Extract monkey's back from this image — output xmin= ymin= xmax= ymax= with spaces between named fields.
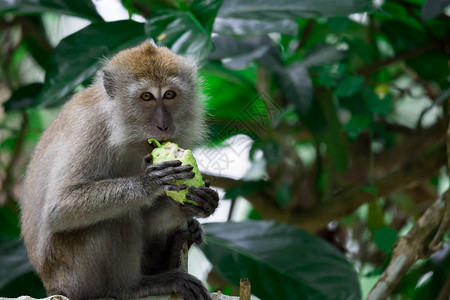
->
xmin=19 ymin=85 xmax=123 ymax=282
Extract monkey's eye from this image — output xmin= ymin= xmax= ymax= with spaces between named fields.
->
xmin=163 ymin=90 xmax=176 ymax=99
xmin=141 ymin=92 xmax=155 ymax=101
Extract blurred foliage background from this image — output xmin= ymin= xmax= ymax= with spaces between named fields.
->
xmin=0 ymin=0 xmax=449 ymax=299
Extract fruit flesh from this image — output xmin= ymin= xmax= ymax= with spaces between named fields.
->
xmin=149 ymin=139 xmax=204 ymax=205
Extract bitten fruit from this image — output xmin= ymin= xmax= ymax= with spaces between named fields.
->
xmin=148 ymin=139 xmax=204 ymax=205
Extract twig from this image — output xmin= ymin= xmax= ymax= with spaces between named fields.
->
xmin=297 ymin=19 xmax=315 ymax=50
xmin=357 ymin=42 xmax=439 ymax=76
xmin=366 ymin=194 xmax=448 ymax=300
xmin=239 ymin=279 xmax=251 ymax=300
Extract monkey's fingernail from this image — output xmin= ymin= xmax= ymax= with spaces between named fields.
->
xmin=179 ymin=184 xmax=188 ymax=190
xmin=204 ymin=179 xmax=211 ymax=187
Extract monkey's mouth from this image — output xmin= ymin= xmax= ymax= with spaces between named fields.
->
xmin=147 ymin=138 xmax=169 ymax=153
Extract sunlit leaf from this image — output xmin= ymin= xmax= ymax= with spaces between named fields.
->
xmin=145 ymin=8 xmax=215 ymax=62
xmin=202 ymin=221 xmax=361 ymax=300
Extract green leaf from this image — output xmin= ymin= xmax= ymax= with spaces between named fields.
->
xmin=209 ymin=35 xmax=281 ymax=69
xmin=343 ymin=114 xmax=372 ymax=139
xmin=202 ymin=221 xmax=361 ymax=300
xmin=217 ymin=0 xmax=373 ymax=20
xmin=213 ymin=17 xmax=298 ymax=36
xmin=145 ymin=10 xmax=214 ymax=62
xmin=406 ymin=51 xmax=449 ymax=83
xmin=421 ymin=0 xmax=450 ymax=20
xmin=190 ymin=0 xmax=223 ymax=35
xmin=335 ymin=75 xmax=364 ymax=98
xmin=374 ymin=227 xmax=398 ymax=253
xmin=381 ymin=20 xmax=427 ymax=54
xmin=0 ymin=237 xmax=34 ymax=289
xmin=276 ymin=183 xmax=292 ymax=206
xmin=36 ymin=20 xmax=146 ymax=108
xmin=4 ymin=83 xmax=44 ymax=112
xmin=301 ymin=44 xmax=347 ymax=68
xmin=0 ymin=0 xmax=102 ymax=21
xmin=224 ymin=180 xmax=270 ymax=199
xmin=367 ymin=92 xmax=392 ymax=116
xmin=368 ymin=201 xmax=386 ymax=237
xmin=326 ymin=16 xmax=351 ymax=32
xmin=318 ymin=94 xmax=348 ymax=172
xmin=276 ymin=63 xmax=313 ymax=116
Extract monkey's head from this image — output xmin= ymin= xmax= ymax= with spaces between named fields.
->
xmin=101 ymin=41 xmax=206 ymax=150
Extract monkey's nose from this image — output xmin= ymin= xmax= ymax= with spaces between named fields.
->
xmin=157 ymin=125 xmax=169 ymax=132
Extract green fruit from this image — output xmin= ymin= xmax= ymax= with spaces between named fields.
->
xmin=148 ymin=139 xmax=204 ymax=205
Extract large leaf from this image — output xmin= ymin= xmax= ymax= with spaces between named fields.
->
xmin=213 ymin=17 xmax=298 ymax=36
xmin=209 ymin=35 xmax=282 ymax=69
xmin=276 ymin=63 xmax=313 ymax=117
xmin=217 ymin=0 xmax=373 ymax=20
xmin=145 ymin=0 xmax=221 ymax=63
xmin=145 ymin=10 xmax=212 ymax=62
xmin=421 ymin=0 xmax=450 ymax=20
xmin=36 ymin=20 xmax=146 ymax=108
xmin=190 ymin=0 xmax=223 ymax=35
xmin=202 ymin=221 xmax=361 ymax=300
xmin=0 ymin=0 xmax=102 ymax=21
xmin=0 ymin=237 xmax=34 ymax=289
xmin=3 ymin=83 xmax=44 ymax=112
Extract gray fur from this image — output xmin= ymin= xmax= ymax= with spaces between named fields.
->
xmin=20 ymin=43 xmax=217 ymax=300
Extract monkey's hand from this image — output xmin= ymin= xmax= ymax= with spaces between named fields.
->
xmin=178 ymin=186 xmax=219 ymax=218
xmin=181 ymin=219 xmax=203 ymax=247
xmin=142 ymin=160 xmax=195 ymax=192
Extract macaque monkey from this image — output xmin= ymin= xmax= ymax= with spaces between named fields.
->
xmin=20 ymin=41 xmax=219 ymax=300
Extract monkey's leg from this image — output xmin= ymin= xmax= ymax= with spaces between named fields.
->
xmin=119 ymin=269 xmax=211 ymax=300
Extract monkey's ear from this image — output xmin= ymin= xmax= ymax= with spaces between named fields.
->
xmin=103 ymin=69 xmax=115 ymax=98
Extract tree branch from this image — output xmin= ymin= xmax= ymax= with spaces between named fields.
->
xmin=290 ymin=144 xmax=446 ymax=232
xmin=365 ymin=193 xmax=448 ymax=300
xmin=357 ymin=42 xmax=439 ymax=76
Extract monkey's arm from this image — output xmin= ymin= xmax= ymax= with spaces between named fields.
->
xmin=45 ymin=161 xmax=194 ymax=232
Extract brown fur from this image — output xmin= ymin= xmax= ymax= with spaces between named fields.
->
xmin=20 ymin=41 xmax=214 ymax=300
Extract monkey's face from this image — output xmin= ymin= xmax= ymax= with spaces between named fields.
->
xmin=109 ymin=71 xmax=199 ymax=148
xmin=103 ymin=42 xmax=203 ymax=149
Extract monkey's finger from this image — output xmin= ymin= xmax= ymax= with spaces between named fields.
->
xmin=204 ymin=179 xmax=211 ymax=187
xmin=160 ymin=172 xmax=195 ymax=182
xmin=150 ymin=165 xmax=193 ymax=178
xmin=185 ymin=194 xmax=215 ymax=216
xmin=189 ymin=186 xmax=219 ymax=205
xmin=146 ymin=160 xmax=182 ymax=171
xmin=163 ymin=184 xmax=188 ymax=191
